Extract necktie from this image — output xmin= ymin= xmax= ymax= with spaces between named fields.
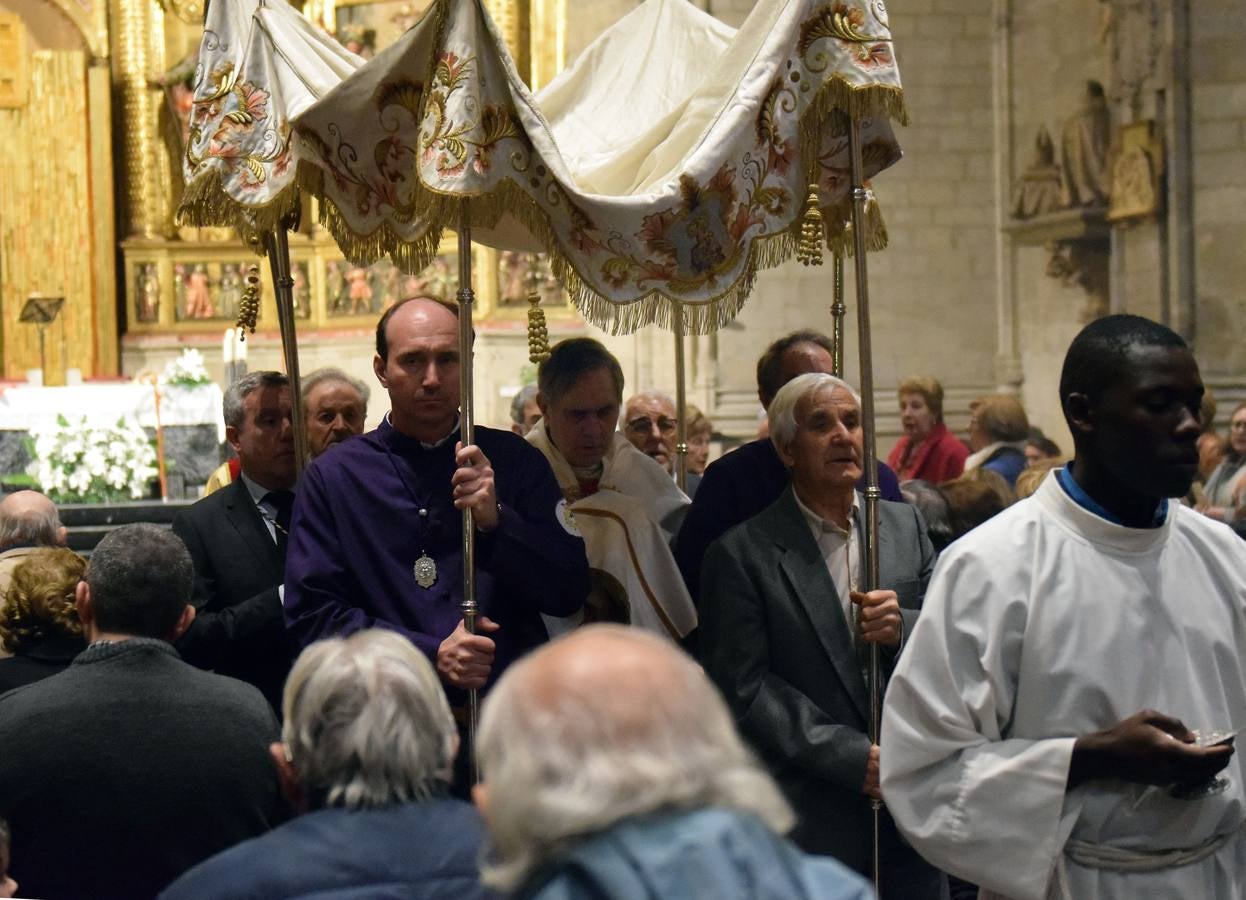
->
xmin=265 ymin=490 xmax=295 ymax=555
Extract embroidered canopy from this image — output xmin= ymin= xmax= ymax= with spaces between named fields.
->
xmin=177 ymin=0 xmax=363 ymax=240
xmin=180 ymin=0 xmax=906 ymax=334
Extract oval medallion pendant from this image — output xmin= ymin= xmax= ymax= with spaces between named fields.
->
xmin=413 ymin=554 xmax=438 ymax=589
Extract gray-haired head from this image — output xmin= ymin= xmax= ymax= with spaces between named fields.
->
xmin=476 ymin=624 xmax=793 ymax=892
xmin=768 ymin=372 xmax=861 ymax=457
xmin=0 ymin=490 xmax=64 ymax=551
xmin=622 ymin=389 xmax=676 ymax=423
xmin=510 ymin=384 xmax=539 ymax=427
xmin=282 ymin=629 xmax=458 ymax=811
xmin=85 ymin=523 xmax=193 ymax=639
xmin=222 ymin=370 xmax=290 ymax=431
xmin=301 ymin=367 xmax=370 ymax=409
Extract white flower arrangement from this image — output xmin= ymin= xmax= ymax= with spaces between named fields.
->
xmin=26 ymin=416 xmax=158 ymax=503
xmin=160 ymin=348 xmax=211 ymax=387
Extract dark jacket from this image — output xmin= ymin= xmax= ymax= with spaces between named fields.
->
xmin=172 ymin=477 xmax=292 ymax=710
xmin=0 ymin=632 xmax=84 ymax=694
xmin=518 ymin=807 xmax=873 ymax=900
xmin=160 ymin=797 xmax=499 ymax=900
xmin=0 ymin=639 xmax=284 ymax=899
xmin=697 ymin=489 xmax=941 ymax=898
xmin=284 ymin=420 xmax=588 ymax=688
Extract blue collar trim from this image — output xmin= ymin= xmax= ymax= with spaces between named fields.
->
xmin=1055 ymin=467 xmax=1167 ymax=528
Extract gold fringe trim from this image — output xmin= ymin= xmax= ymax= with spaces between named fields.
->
xmin=305 ymin=160 xmax=888 ymax=335
xmin=799 ymin=79 xmax=907 ymax=193
xmin=176 ymin=170 xmax=303 ymax=246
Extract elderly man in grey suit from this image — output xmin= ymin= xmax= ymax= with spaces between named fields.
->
xmin=698 ymin=372 xmax=943 ymax=899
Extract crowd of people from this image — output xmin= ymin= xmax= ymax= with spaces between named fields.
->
xmin=0 ymin=301 xmax=1243 ymax=900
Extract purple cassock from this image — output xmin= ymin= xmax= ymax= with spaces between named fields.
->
xmin=284 ymin=417 xmax=589 ymax=690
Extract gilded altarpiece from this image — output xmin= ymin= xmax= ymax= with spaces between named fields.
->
xmin=0 ymin=49 xmax=97 ymax=383
xmin=119 ymin=0 xmax=572 ymax=346
xmin=0 ymin=0 xmax=115 ymax=381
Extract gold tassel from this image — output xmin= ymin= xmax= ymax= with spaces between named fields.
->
xmin=527 ymin=291 xmax=551 ymax=363
xmin=797 ymin=185 xmax=825 ymax=266
xmin=236 ymin=263 xmax=262 ymax=337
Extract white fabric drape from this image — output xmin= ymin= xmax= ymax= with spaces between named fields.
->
xmin=526 ymin=421 xmax=696 ymax=639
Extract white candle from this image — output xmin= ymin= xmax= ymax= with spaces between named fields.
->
xmin=236 ymin=331 xmax=248 ymax=361
xmin=223 ymin=328 xmax=234 ymax=364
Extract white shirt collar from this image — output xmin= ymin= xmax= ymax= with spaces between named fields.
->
xmin=239 ymin=472 xmax=273 ymax=505
xmin=792 ymin=488 xmax=861 ymax=539
xmin=386 ymin=411 xmax=461 ymax=449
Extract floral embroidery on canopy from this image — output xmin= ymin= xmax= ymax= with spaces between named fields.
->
xmin=176 ymin=0 xmax=364 ymax=238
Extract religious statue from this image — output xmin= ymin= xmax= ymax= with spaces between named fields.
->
xmin=217 ymin=263 xmax=243 ymax=320
xmin=1108 ymin=120 xmax=1163 ymax=222
xmin=1059 ymin=81 xmax=1112 ymax=208
xmin=182 ymin=264 xmax=215 ymax=319
xmin=345 ymin=266 xmax=373 ymax=314
xmin=293 ymin=263 xmax=312 ymax=318
xmin=326 ymin=262 xmax=348 ymax=314
xmin=1010 ymin=126 xmax=1063 ymax=219
xmin=137 ymin=264 xmax=160 ymax=322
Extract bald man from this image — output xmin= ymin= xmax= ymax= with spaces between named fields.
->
xmin=0 ymin=490 xmax=66 ymax=609
xmin=473 ymin=625 xmax=873 ymax=899
xmin=284 ymin=298 xmax=588 ymax=711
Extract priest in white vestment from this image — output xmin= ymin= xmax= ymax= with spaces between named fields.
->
xmin=526 ymin=338 xmax=696 ymax=640
xmin=882 ymin=314 xmax=1246 ymax=900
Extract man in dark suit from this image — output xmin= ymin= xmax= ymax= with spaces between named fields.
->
xmin=698 ymin=372 xmax=942 ymax=898
xmin=173 ymin=370 xmax=295 ymax=710
xmin=0 ymin=523 xmax=283 ymax=900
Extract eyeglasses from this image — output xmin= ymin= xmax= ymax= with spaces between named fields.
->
xmin=625 ymin=416 xmax=677 ymax=435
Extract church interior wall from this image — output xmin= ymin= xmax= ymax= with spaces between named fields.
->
xmin=103 ymin=0 xmax=1246 ymax=457
xmin=1189 ymin=1 xmax=1246 ymax=384
xmin=1004 ymin=0 xmax=1108 ymax=449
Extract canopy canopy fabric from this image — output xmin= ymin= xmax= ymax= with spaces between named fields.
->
xmin=179 ymin=0 xmax=906 ymax=334
xmin=177 ymin=0 xmax=363 ymax=239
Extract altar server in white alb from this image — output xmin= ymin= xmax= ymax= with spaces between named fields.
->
xmin=881 ymin=314 xmax=1246 ymax=900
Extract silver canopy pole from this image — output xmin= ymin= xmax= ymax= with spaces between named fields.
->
xmin=673 ymin=301 xmax=688 ymax=492
xmin=455 ymin=202 xmax=479 ymax=783
xmin=263 ymin=227 xmax=308 ymax=477
xmin=847 ymin=116 xmax=883 ymax=897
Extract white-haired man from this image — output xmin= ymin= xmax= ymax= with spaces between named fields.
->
xmin=622 ymin=389 xmax=701 ymax=496
xmin=697 ymin=372 xmax=943 ymax=898
xmin=161 ymin=629 xmax=498 ymax=899
xmin=0 ymin=490 xmax=66 ymax=601
xmin=302 ymin=367 xmax=370 ymax=458
xmin=474 ymin=624 xmax=873 ymax=899
xmin=509 ymin=384 xmax=541 ymax=437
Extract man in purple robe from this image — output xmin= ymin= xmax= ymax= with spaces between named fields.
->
xmin=284 ymin=297 xmax=588 ymax=699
